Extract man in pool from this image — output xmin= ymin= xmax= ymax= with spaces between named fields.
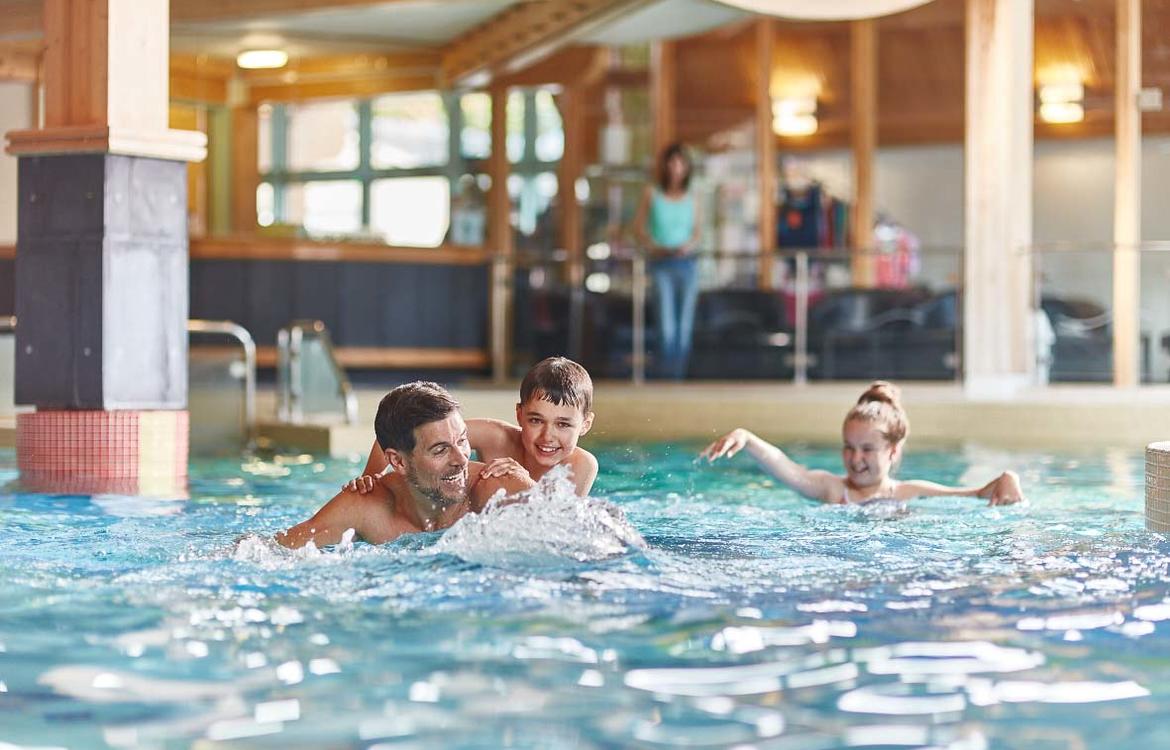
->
xmin=276 ymin=381 xmax=534 ymax=549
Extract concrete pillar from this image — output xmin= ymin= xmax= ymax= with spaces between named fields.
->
xmin=4 ymin=0 xmax=206 ymax=494
xmin=963 ymin=0 xmax=1034 ymax=396
xmin=1113 ymin=0 xmax=1141 ymax=387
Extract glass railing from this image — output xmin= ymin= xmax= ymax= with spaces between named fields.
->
xmin=276 ymin=320 xmax=359 ymax=425
xmin=1030 ymin=242 xmax=1170 ymax=384
xmin=507 ymin=245 xmax=963 ymax=384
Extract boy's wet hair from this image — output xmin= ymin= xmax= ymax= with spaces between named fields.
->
xmin=520 ymin=357 xmax=593 ymax=415
xmin=375 ymin=381 xmax=460 ymax=453
xmin=845 ymin=380 xmax=909 ymax=445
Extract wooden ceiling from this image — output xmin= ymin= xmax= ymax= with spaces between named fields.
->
xmin=675 ymin=0 xmax=1170 ymax=149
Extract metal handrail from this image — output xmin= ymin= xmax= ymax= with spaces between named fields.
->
xmin=0 ymin=316 xmax=14 ymax=333
xmin=187 ymin=319 xmax=257 ymax=433
xmin=276 ymin=319 xmax=358 ymax=425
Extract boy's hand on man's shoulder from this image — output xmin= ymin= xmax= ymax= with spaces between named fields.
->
xmin=481 ymin=457 xmax=533 ymax=485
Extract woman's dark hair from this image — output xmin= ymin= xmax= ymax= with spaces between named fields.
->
xmin=657 ymin=142 xmax=692 ymax=192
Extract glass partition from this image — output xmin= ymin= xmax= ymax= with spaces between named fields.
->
xmin=1142 ymin=246 xmax=1170 ymax=384
xmin=1032 ymin=244 xmax=1115 ymax=383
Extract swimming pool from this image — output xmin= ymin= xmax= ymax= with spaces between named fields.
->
xmin=0 ymin=442 xmax=1167 ymax=749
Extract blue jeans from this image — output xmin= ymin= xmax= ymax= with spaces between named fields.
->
xmin=650 ymin=255 xmax=699 ymax=379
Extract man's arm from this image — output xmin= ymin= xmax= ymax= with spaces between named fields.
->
xmin=275 ymin=492 xmax=368 ymax=549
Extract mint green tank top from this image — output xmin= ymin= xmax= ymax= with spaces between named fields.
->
xmin=649 ymin=190 xmax=695 ymax=249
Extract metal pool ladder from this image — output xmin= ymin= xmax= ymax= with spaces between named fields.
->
xmin=276 ymin=320 xmax=358 ymax=425
xmin=188 ymin=319 xmax=257 ymax=452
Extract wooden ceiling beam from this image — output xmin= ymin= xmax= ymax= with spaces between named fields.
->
xmin=238 ymin=50 xmax=440 ymax=84
xmin=440 ymin=0 xmax=655 ymax=87
xmin=0 ymin=46 xmax=39 ymax=81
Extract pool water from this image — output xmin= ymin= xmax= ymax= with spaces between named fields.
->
xmin=1 ymin=442 xmax=1168 ymax=749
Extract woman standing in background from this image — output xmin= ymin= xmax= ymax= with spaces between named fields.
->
xmin=634 ymin=143 xmax=703 ymax=379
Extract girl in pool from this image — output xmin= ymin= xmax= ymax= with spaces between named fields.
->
xmin=701 ymin=381 xmax=1024 ymax=505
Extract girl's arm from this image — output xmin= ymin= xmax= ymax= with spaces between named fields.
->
xmin=896 ymin=471 xmax=1024 ymax=506
xmin=701 ymin=428 xmax=839 ymax=503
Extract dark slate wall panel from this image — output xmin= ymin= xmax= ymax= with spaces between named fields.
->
xmin=245 ymin=260 xmax=297 ymax=346
xmin=190 ymin=258 xmax=489 ymax=354
xmin=337 ymin=263 xmax=384 ymax=346
xmin=0 ymin=259 xmax=14 ymax=316
xmin=190 ymin=260 xmax=248 ymax=323
xmin=293 ymin=262 xmax=340 ymax=336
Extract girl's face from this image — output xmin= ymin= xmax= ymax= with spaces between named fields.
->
xmin=841 ymin=419 xmax=900 ymax=488
xmin=666 ymin=154 xmax=688 ymax=187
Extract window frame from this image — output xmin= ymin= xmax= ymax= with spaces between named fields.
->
xmin=259 ymin=88 xmax=562 ymax=246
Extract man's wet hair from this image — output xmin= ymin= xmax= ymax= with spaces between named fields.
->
xmin=375 ymin=381 xmax=460 ymax=452
xmin=519 ymin=357 xmax=593 ymax=414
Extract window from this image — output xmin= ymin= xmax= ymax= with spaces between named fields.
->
xmin=257 ymin=182 xmax=275 ymax=227
xmin=370 ymin=177 xmax=451 ymax=247
xmin=371 ymin=91 xmax=448 ymax=169
xmin=255 ymin=86 xmax=564 ymax=249
xmin=284 ymin=181 xmax=363 ymax=235
xmin=460 ymin=92 xmax=491 ymax=160
xmin=533 ymin=89 xmax=564 ymax=162
xmin=258 ymin=104 xmax=273 ymax=173
xmin=286 ymin=100 xmax=359 ymax=172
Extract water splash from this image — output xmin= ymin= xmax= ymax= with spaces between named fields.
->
xmin=430 ymin=465 xmax=646 ymax=565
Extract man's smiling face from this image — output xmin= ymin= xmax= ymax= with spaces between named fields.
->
xmin=401 ymin=412 xmax=472 ymax=506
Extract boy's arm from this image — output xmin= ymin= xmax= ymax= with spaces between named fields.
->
xmin=275 ymin=492 xmax=368 ymax=549
xmin=702 ymin=428 xmax=838 ymax=502
xmin=470 ymin=464 xmax=536 ymax=512
xmin=897 ymin=471 xmax=1024 ymax=506
xmin=360 ymin=440 xmax=389 ymax=477
xmin=569 ymin=449 xmax=599 ymax=496
xmin=466 ymin=417 xmax=516 ymax=460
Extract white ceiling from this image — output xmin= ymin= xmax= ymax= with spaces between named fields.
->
xmin=169 ymin=0 xmax=751 ymax=59
xmin=170 ymin=0 xmax=517 ymax=57
xmin=580 ymin=0 xmax=749 ymax=45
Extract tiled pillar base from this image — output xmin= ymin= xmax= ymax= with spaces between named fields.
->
xmin=1147 ymin=442 xmax=1170 ymax=533
xmin=17 ymin=410 xmax=188 ymax=496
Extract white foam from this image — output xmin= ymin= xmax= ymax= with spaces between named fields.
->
xmin=429 ymin=465 xmax=645 ymax=565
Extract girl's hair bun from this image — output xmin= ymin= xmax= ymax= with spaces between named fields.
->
xmin=857 ymin=380 xmax=901 ymax=408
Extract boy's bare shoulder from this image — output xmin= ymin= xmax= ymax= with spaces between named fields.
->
xmin=569 ymin=446 xmax=598 ymax=470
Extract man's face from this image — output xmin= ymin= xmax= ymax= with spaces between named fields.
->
xmin=396 ymin=412 xmax=471 ymax=506
xmin=515 ymin=394 xmax=593 ymax=470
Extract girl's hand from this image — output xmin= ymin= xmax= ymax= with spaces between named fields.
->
xmin=987 ymin=471 xmax=1024 ymax=506
xmin=701 ymin=429 xmax=750 ymax=462
xmin=481 ymin=457 xmax=532 ymax=483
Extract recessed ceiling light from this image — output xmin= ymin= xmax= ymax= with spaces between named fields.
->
xmin=237 ymin=50 xmax=288 ymax=70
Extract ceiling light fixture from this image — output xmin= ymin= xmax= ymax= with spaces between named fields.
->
xmin=772 ymin=96 xmax=818 ymax=137
xmin=1038 ymin=80 xmax=1084 ymax=124
xmin=711 ymin=0 xmax=934 ymax=20
xmin=236 ymin=49 xmax=289 ymax=70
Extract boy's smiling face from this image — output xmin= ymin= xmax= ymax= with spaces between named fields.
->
xmin=516 ymin=392 xmax=594 ymax=469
